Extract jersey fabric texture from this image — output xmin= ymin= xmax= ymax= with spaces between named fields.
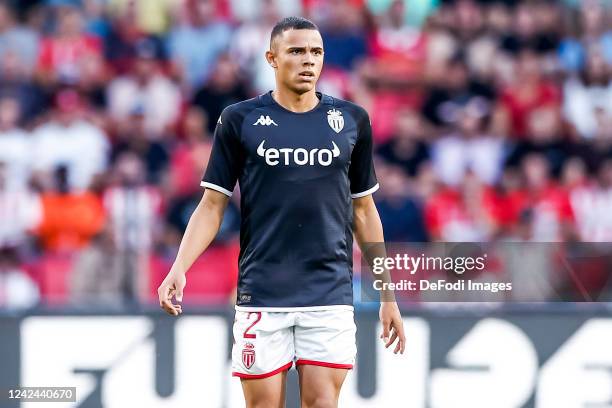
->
xmin=202 ymin=91 xmax=378 ymax=310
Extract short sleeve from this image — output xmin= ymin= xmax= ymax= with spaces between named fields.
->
xmin=201 ymin=110 xmax=244 ymax=197
xmin=349 ymin=110 xmax=379 ymax=198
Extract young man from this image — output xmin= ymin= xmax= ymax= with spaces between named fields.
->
xmin=158 ymin=16 xmax=405 ymax=408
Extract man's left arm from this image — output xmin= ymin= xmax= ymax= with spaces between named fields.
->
xmin=353 ymin=195 xmax=406 ymax=354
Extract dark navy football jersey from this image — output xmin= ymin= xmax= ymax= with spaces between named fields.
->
xmin=201 ymin=91 xmax=378 ymax=310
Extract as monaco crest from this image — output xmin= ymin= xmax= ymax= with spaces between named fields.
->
xmin=242 ymin=342 xmax=255 ymax=369
xmin=327 ymin=109 xmax=344 ymax=133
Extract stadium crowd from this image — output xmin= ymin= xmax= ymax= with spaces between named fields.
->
xmin=0 ymin=0 xmax=611 ymax=308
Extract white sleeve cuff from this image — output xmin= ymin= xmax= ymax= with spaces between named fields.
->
xmin=351 ymin=183 xmax=379 ymax=198
xmin=201 ymin=181 xmax=233 ymax=197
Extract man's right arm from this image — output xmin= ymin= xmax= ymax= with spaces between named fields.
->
xmin=158 ymin=104 xmax=244 ymax=315
xmin=158 ymin=188 xmax=230 ymax=315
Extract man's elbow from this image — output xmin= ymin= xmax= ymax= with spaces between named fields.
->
xmin=199 ymin=189 xmax=230 ymax=218
xmin=353 ymin=195 xmax=376 ymax=215
xmin=353 ymin=195 xmax=378 ymax=228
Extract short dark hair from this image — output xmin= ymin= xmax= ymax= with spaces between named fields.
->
xmin=270 ymin=17 xmax=318 ymax=47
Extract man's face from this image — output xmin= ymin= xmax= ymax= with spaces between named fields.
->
xmin=267 ymin=29 xmax=324 ymax=94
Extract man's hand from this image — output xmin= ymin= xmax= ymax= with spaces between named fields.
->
xmin=379 ymin=302 xmax=406 ymax=354
xmin=155 ymin=190 xmax=228 ymax=316
xmin=157 ymin=271 xmax=186 ymax=316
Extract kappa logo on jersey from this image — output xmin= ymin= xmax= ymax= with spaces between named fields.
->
xmin=253 ymin=115 xmax=278 ymax=126
xmin=327 ymin=108 xmax=344 ymax=133
xmin=242 ymin=342 xmax=255 ymax=369
xmin=257 ymin=140 xmax=340 ymax=166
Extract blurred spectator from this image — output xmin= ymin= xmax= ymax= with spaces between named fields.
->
xmin=107 ymin=37 xmax=180 ymax=138
xmin=0 ymin=162 xmax=41 ymax=248
xmin=367 ymin=1 xmax=426 ymax=75
xmin=375 ymin=163 xmax=427 ymax=241
xmin=463 ymin=2 xmax=511 ymax=81
xmin=558 ymin=0 xmax=612 ymax=71
xmin=431 ymin=100 xmax=504 ymax=186
xmin=562 ymin=156 xmax=589 ymax=193
xmin=0 ymin=2 xmax=39 ymax=75
xmin=411 ymin=160 xmax=438 ymax=201
xmin=35 ymin=165 xmax=105 ymax=251
xmin=571 ymin=159 xmax=612 ymax=242
xmin=108 ymin=0 xmax=178 ymax=35
xmin=69 ymin=225 xmax=133 ymax=306
xmin=32 ymin=89 xmax=109 ymax=191
xmin=422 ymin=54 xmax=495 ymax=129
xmin=356 ymin=0 xmax=426 ymax=141
xmin=448 ymin=0 xmax=486 ymax=53
xmin=499 ymin=49 xmax=561 ymax=138
xmin=192 ymin=54 xmax=249 ymax=134
xmin=563 ymin=50 xmax=612 ymax=140
xmin=229 ymin=0 xmax=280 ymax=94
xmin=376 ymin=109 xmax=429 ymax=177
xmin=314 ymin=0 xmax=367 ymax=97
xmin=506 ymin=154 xmax=575 ymax=241
xmin=36 ymin=5 xmax=104 ymax=86
xmin=0 ymin=247 xmax=40 ymax=309
xmin=424 ymin=172 xmax=501 ymax=241
xmin=0 ymin=49 xmax=45 ymax=122
xmin=169 ymin=107 xmax=212 ymax=198
xmin=505 ymin=105 xmax=572 ymax=178
xmin=366 ymin=0 xmax=438 ymax=28
xmin=579 ymin=0 xmax=612 ymax=62
xmin=102 ymin=152 xmax=161 ymax=301
xmin=422 ymin=3 xmax=458 ymax=76
xmin=82 ymin=0 xmax=111 ymax=39
xmin=316 ymin=0 xmax=367 ymax=72
xmin=103 ymin=8 xmax=166 ymax=74
xmin=104 ymin=152 xmax=161 ymax=253
xmin=111 ymin=105 xmax=170 ymax=184
xmin=0 ymin=97 xmax=31 ymax=191
xmin=165 ymin=108 xmax=239 ymax=245
xmin=168 ymin=0 xmax=231 ymax=89
xmin=230 ymin=0 xmax=301 ymax=23
xmin=500 ymin=1 xmax=560 ymax=57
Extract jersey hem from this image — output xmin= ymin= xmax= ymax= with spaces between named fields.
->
xmin=351 ymin=183 xmax=380 ymax=198
xmin=235 ymin=305 xmax=354 ymax=312
xmin=200 ymin=181 xmax=233 ymax=197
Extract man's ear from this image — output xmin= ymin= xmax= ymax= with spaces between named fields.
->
xmin=265 ymin=50 xmax=277 ymax=68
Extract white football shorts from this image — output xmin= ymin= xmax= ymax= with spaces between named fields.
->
xmin=231 ymin=307 xmax=357 ymax=379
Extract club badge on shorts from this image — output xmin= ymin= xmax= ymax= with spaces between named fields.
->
xmin=327 ymin=109 xmax=344 ymax=133
xmin=242 ymin=342 xmax=255 ymax=369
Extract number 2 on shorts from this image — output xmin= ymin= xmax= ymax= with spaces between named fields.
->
xmin=243 ymin=312 xmax=261 ymax=339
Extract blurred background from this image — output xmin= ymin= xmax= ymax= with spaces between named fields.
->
xmin=0 ymin=0 xmax=611 ymax=309
xmin=0 ymin=0 xmax=611 ymax=406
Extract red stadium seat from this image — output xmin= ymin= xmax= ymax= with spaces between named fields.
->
xmin=149 ymin=242 xmax=239 ymax=305
xmin=33 ymin=251 xmax=76 ymax=305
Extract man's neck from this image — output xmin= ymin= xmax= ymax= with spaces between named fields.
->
xmin=271 ymin=88 xmax=319 ymax=113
